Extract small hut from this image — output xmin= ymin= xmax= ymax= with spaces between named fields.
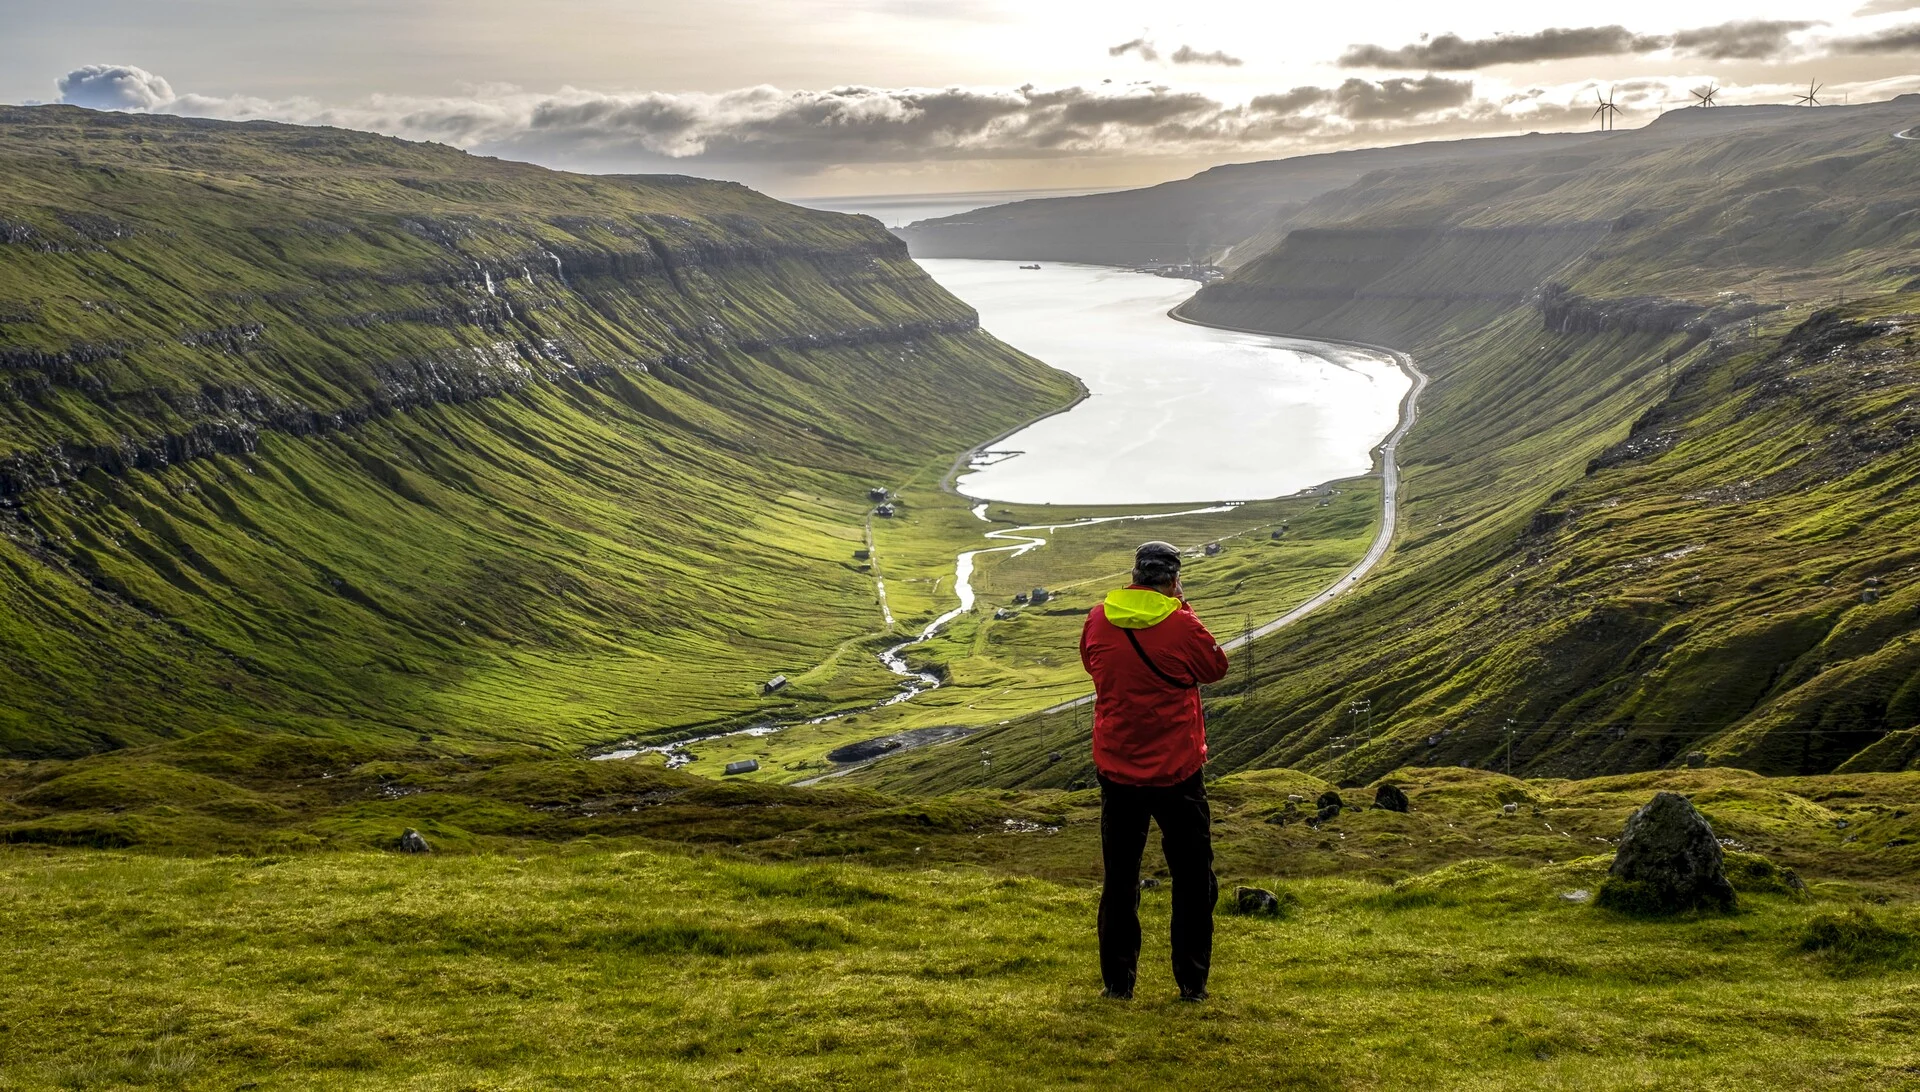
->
xmin=867 ymin=487 xmax=889 ymax=501
xmin=874 ymin=504 xmax=896 ymax=518
xmin=763 ymin=675 xmax=789 ymax=694
xmin=1204 ymin=542 xmax=1222 ymax=557
xmin=1029 ymin=587 xmax=1051 ymax=605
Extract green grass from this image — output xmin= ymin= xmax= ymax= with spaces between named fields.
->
xmin=5 ymin=763 xmax=1920 ymax=1089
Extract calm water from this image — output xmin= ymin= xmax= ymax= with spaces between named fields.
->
xmin=919 ymin=260 xmax=1410 ymax=506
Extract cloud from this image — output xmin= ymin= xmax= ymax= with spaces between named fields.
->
xmin=56 ymin=64 xmax=177 ymax=111
xmin=1250 ymin=87 xmax=1334 ymax=115
xmin=1831 ymin=21 xmax=1920 ymax=51
xmin=41 ymin=64 xmax=1920 ymax=188
xmin=1108 ymin=38 xmax=1159 ymax=61
xmin=1338 ymin=18 xmax=1827 ymax=69
xmin=1855 ymin=0 xmax=1919 ymax=15
xmin=1339 ymin=26 xmax=1668 ymax=70
xmin=1669 ymin=19 xmax=1820 ymax=60
xmin=1332 ymin=75 xmax=1474 ymax=120
xmin=1170 ymin=46 xmax=1243 ymax=66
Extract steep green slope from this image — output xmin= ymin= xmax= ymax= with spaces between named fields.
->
xmin=860 ymin=99 xmax=1920 ymax=792
xmin=0 ymin=106 xmax=1078 ymax=757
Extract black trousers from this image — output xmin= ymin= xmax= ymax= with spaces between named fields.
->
xmin=1098 ymin=770 xmax=1217 ymax=995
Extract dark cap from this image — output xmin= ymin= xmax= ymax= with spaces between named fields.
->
xmin=1133 ymin=540 xmax=1182 ymax=587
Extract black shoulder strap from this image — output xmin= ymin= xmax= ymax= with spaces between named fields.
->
xmin=1125 ymin=627 xmax=1196 ymax=689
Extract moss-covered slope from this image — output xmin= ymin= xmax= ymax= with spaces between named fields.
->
xmin=861 ymin=100 xmax=1920 ymax=791
xmin=0 ymin=106 xmax=1078 ymax=757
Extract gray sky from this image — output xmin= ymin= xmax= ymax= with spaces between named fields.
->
xmin=5 ymin=0 xmax=1918 ymax=196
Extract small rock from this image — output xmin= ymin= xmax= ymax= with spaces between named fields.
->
xmin=1685 ymin=751 xmax=1707 ymax=768
xmin=1316 ymin=803 xmax=1342 ymax=823
xmin=1316 ymin=790 xmax=1344 ymax=811
xmin=1373 ymin=784 xmax=1410 ymax=812
xmin=1048 ymin=751 xmax=1063 ymax=763
xmin=1561 ymin=889 xmax=1591 ymax=903
xmin=1286 ymin=794 xmax=1307 ymax=804
xmin=399 ymin=828 xmax=431 ymax=854
xmin=1233 ymin=886 xmax=1281 ymax=915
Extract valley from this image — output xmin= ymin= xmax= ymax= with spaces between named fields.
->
xmin=4 ymin=92 xmax=1920 ymax=1092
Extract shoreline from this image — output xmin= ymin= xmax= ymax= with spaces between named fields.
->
xmin=1163 ymin=301 xmax=1428 ymax=650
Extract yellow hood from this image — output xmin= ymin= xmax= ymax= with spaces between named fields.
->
xmin=1103 ymin=587 xmax=1181 ymax=629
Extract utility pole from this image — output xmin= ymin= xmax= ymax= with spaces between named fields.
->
xmin=1243 ymin=612 xmax=1255 ymax=690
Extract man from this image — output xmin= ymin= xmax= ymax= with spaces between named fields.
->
xmin=1079 ymin=540 xmax=1231 ymax=1002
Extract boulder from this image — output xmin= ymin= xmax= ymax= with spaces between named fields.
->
xmin=1684 ymin=751 xmax=1707 ymax=768
xmin=1233 ymin=886 xmax=1281 ymax=915
xmin=1596 ymin=792 xmax=1736 ymax=914
xmin=1373 ymin=784 xmax=1410 ymax=812
xmin=1315 ymin=803 xmax=1342 ymax=824
xmin=399 ymin=828 xmax=431 ymax=854
xmin=1316 ymin=790 xmax=1343 ymax=811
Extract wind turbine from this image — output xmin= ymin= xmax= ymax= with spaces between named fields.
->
xmin=1591 ymin=87 xmax=1622 ymax=131
xmin=1691 ymin=84 xmax=1719 ymax=107
xmin=1795 ymin=79 xmax=1822 ymax=107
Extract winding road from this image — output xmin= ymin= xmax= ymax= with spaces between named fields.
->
xmin=1898 ymin=127 xmax=1919 ymax=141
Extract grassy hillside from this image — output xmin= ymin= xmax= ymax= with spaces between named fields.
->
xmin=0 ymin=106 xmax=1080 ymax=757
xmin=4 ymin=746 xmax=1919 ymax=1087
xmin=860 ymin=99 xmax=1920 ymax=791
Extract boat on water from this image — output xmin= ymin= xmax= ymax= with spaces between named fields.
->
xmin=1018 ymin=263 xmax=1041 ymax=270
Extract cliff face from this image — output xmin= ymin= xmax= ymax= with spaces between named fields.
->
xmin=0 ymin=107 xmax=1077 ymax=756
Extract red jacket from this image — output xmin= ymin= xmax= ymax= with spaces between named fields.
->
xmin=1080 ymin=586 xmax=1231 ymax=786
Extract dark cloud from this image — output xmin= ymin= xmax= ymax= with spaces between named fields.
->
xmin=1832 ymin=21 xmax=1920 ymax=52
xmin=1332 ymin=75 xmax=1474 ymax=120
xmin=1108 ymin=38 xmax=1159 ymax=61
xmin=1249 ymin=87 xmax=1334 ymax=115
xmin=1339 ymin=26 xmax=1667 ymax=70
xmin=1670 ymin=19 xmax=1819 ymax=60
xmin=57 ymin=64 xmax=176 ymax=110
xmin=1170 ymin=45 xmax=1243 ymax=66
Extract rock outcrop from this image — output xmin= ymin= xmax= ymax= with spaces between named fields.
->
xmin=1596 ymin=792 xmax=1735 ymax=914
